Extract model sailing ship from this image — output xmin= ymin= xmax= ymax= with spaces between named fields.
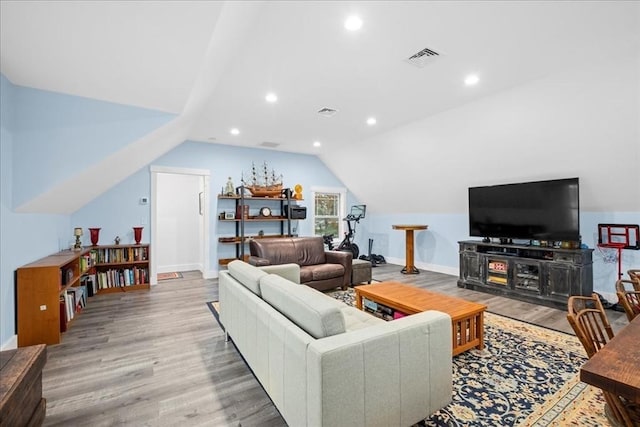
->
xmin=241 ymin=162 xmax=283 ymax=197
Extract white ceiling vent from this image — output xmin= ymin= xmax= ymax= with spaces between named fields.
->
xmin=405 ymin=47 xmax=440 ymax=68
xmin=317 ymin=107 xmax=338 ymax=117
xmin=259 ymin=141 xmax=280 ymax=148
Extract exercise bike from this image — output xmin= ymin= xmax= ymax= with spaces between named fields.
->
xmin=323 ymin=205 xmax=366 ymax=259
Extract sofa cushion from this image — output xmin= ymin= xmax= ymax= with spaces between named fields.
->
xmin=260 ymin=274 xmax=346 ymax=339
xmin=341 ymin=306 xmax=385 ymax=331
xmin=292 ymin=237 xmax=327 ymax=266
xmin=228 ymin=260 xmax=268 ymax=296
xmin=300 ymin=264 xmax=345 ymax=284
xmin=250 ymin=238 xmax=299 ymax=265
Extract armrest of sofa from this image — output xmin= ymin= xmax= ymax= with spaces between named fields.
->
xmin=258 ymin=263 xmax=301 ymax=284
xmin=248 ymin=256 xmax=271 ymax=267
xmin=325 ymin=250 xmax=352 ymax=288
xmin=306 ymin=310 xmax=452 ymax=426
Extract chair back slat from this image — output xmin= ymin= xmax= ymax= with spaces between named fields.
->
xmin=616 ymin=279 xmax=640 ymax=322
xmin=567 ymin=294 xmax=614 ymax=358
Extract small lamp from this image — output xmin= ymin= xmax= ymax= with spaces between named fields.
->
xmin=73 ymin=227 xmax=83 ymax=250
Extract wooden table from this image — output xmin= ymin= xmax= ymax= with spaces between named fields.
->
xmin=580 ymin=315 xmax=640 ymax=403
xmin=354 ymin=281 xmax=487 ymax=355
xmin=392 ymin=224 xmax=428 ymax=274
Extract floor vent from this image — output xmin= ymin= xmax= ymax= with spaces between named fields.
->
xmin=317 ymin=107 xmax=338 ymax=117
xmin=405 ymin=47 xmax=440 ymax=68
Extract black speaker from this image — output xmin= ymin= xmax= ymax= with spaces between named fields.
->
xmin=285 ymin=205 xmax=307 ymax=219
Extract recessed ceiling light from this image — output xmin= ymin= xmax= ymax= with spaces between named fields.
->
xmin=230 ymin=128 xmax=240 ymax=135
xmin=265 ymin=93 xmax=278 ymax=103
xmin=366 ymin=117 xmax=377 ymax=125
xmin=313 ymin=141 xmax=321 ymax=148
xmin=464 ymin=74 xmax=479 ymax=86
xmin=344 ymin=15 xmax=362 ymax=31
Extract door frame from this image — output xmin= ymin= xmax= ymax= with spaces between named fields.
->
xmin=150 ymin=165 xmax=211 ymax=284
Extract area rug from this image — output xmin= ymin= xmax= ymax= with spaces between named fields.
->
xmin=207 ymin=289 xmax=607 ymax=426
xmin=157 ymin=272 xmax=183 ymax=281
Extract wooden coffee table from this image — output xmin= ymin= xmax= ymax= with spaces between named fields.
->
xmin=354 ymin=281 xmax=487 ymax=356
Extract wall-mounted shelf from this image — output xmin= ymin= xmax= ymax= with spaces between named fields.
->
xmin=217 ymin=186 xmax=304 ymax=266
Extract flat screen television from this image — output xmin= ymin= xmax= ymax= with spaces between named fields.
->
xmin=468 ymin=177 xmax=580 ymax=241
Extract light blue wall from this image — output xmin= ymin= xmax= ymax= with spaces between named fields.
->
xmin=72 ymin=140 xmax=358 ymax=267
xmin=10 ymin=83 xmax=175 ymax=209
xmin=1 ymin=75 xmax=70 ymax=349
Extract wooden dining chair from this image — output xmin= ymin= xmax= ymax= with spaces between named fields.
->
xmin=567 ymin=294 xmax=637 ymax=427
xmin=616 ymin=279 xmax=640 ymax=322
xmin=628 ymin=269 xmax=640 ymax=285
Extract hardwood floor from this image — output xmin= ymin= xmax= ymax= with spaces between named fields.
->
xmin=41 ymin=264 xmax=627 ymax=426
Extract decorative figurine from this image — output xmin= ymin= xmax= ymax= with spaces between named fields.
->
xmin=115 ymin=236 xmax=121 ymax=245
xmin=225 ymin=177 xmax=235 ymax=196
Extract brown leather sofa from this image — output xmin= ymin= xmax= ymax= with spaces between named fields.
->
xmin=248 ymin=236 xmax=352 ymax=291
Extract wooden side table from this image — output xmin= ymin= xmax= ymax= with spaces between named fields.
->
xmin=392 ymin=225 xmax=428 ymax=274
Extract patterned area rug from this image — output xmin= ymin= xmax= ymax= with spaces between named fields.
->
xmin=326 ymin=288 xmax=607 ymax=427
xmin=157 ymin=272 xmax=183 ymax=281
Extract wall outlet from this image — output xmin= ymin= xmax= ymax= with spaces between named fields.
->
xmin=39 ymin=305 xmax=47 ymax=311
xmin=140 ymin=197 xmax=149 ymax=205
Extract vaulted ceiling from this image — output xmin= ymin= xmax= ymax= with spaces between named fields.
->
xmin=2 ymin=1 xmax=639 ymax=213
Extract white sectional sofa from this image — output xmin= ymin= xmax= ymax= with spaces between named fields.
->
xmin=219 ymin=260 xmax=452 ymax=427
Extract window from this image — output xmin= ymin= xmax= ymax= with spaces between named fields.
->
xmin=311 ymin=187 xmax=346 ymax=241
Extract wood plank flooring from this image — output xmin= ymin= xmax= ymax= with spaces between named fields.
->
xmin=41 ymin=264 xmax=628 ymax=426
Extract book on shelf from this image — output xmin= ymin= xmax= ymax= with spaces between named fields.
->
xmin=96 ymin=267 xmax=149 ymax=289
xmin=94 ymin=246 xmax=149 ymax=264
xmin=81 ymin=274 xmax=97 ymax=297
xmin=59 ymin=297 xmax=67 ymax=332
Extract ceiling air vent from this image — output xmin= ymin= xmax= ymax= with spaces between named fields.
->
xmin=317 ymin=107 xmax=338 ymax=118
xmin=405 ymin=47 xmax=440 ymax=68
xmin=259 ymin=141 xmax=280 ymax=148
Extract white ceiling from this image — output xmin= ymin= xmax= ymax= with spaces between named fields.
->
xmin=3 ymin=1 xmax=639 ymax=158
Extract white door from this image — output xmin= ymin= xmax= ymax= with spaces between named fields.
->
xmin=150 ymin=167 xmax=210 ymax=283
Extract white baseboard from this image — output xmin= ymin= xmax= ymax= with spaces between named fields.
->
xmin=204 ymin=269 xmax=218 ymax=279
xmin=157 ymin=263 xmax=202 ymax=274
xmin=1 ymin=334 xmax=17 ymax=351
xmin=383 ymin=257 xmax=458 ymax=277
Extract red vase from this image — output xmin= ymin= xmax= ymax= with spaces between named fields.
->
xmin=133 ymin=227 xmax=143 ymax=244
xmin=89 ymin=228 xmax=101 ymax=246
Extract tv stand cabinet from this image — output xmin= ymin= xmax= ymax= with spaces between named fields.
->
xmin=458 ymin=240 xmax=593 ymax=309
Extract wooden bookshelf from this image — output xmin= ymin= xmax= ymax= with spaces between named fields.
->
xmin=16 ymin=244 xmax=150 ymax=347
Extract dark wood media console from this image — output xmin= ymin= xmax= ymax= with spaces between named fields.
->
xmin=458 ymin=240 xmax=593 ymax=309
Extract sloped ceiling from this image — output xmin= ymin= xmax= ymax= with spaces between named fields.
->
xmin=1 ymin=1 xmax=639 ymax=213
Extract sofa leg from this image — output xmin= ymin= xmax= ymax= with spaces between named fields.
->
xmin=225 ymin=331 xmax=229 ymax=342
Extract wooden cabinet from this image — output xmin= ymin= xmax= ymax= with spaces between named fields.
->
xmin=457 ymin=241 xmax=593 ymax=309
xmin=16 ymin=245 xmax=150 ymax=347
xmin=217 ymin=187 xmax=303 ymax=266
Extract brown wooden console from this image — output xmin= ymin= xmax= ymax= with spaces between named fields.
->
xmin=0 ymin=344 xmax=47 ymax=426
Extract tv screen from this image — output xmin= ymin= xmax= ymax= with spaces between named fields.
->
xmin=468 ymin=178 xmax=580 ymax=241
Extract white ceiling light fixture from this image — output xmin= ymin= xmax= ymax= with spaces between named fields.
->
xmin=344 ymin=15 xmax=363 ymax=31
xmin=313 ymin=141 xmax=322 ymax=148
xmin=366 ymin=117 xmax=377 ymax=125
xmin=464 ymin=74 xmax=480 ymax=86
xmin=230 ymin=128 xmax=240 ymax=135
xmin=265 ymin=92 xmax=278 ymax=103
